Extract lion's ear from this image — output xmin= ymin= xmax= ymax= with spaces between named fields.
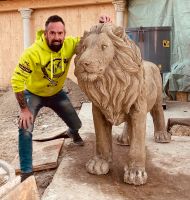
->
xmin=113 ymin=26 xmax=125 ymax=38
xmin=83 ymin=31 xmax=89 ymax=37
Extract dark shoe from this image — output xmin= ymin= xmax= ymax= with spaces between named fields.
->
xmin=21 ymin=172 xmax=33 ymax=182
xmin=67 ymin=131 xmax=84 ymax=146
xmin=73 ymin=133 xmax=85 ymax=146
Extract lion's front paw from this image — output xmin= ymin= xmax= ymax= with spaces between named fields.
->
xmin=154 ymin=131 xmax=171 ymax=143
xmin=86 ymin=156 xmax=109 ymax=175
xmin=124 ymin=166 xmax=147 ymax=185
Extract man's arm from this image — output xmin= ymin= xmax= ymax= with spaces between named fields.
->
xmin=11 ymin=50 xmax=36 ymax=129
xmin=15 ymin=91 xmax=27 ymax=109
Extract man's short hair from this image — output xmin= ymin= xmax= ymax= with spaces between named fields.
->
xmin=45 ymin=15 xmax=65 ymax=29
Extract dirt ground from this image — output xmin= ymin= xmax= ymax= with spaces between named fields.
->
xmin=0 ymin=79 xmax=190 ymax=199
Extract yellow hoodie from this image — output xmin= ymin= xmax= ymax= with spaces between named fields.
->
xmin=11 ymin=30 xmax=80 ymax=96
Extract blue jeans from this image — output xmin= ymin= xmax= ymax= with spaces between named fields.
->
xmin=19 ymin=90 xmax=82 ymax=173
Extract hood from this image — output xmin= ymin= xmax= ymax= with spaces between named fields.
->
xmin=35 ymin=29 xmax=52 ymax=52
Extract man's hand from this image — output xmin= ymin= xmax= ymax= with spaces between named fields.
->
xmin=19 ymin=107 xmax=34 ymax=129
xmin=15 ymin=91 xmax=34 ymax=129
xmin=99 ymin=15 xmax=112 ymax=23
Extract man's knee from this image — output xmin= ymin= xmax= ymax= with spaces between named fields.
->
xmin=19 ymin=128 xmax=33 ymax=139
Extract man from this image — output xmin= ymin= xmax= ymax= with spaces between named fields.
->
xmin=11 ymin=15 xmax=111 ymax=182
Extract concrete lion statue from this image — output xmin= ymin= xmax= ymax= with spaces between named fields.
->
xmin=74 ymin=23 xmax=171 ymax=185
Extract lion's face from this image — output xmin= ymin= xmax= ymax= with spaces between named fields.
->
xmin=74 ymin=32 xmax=115 ymax=82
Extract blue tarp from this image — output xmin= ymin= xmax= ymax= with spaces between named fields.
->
xmin=127 ymin=0 xmax=190 ymax=97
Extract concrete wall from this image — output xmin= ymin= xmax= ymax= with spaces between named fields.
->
xmin=0 ymin=0 xmax=115 ymax=89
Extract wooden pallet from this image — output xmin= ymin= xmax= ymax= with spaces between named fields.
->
xmin=176 ymin=92 xmax=189 ymax=102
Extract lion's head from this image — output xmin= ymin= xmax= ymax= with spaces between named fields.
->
xmin=74 ymin=23 xmax=144 ymax=125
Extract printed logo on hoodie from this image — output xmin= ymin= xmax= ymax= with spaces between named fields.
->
xmin=41 ymin=58 xmax=69 ymax=87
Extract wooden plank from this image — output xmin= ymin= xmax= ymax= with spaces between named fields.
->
xmin=11 ymin=139 xmax=64 ymax=173
xmin=32 ymin=128 xmax=67 ymax=141
xmin=0 ymin=177 xmax=20 ymax=199
xmin=0 ymin=12 xmax=22 ymax=89
xmin=2 ymin=176 xmax=40 ymax=200
xmin=0 ymin=0 xmax=112 ymax=12
xmin=176 ymin=92 xmax=188 ymax=102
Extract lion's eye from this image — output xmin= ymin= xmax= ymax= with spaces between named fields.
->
xmin=102 ymin=44 xmax=107 ymax=50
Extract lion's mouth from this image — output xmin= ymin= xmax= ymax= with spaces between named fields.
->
xmin=82 ymin=64 xmax=103 ymax=73
xmin=75 ymin=65 xmax=103 ymax=82
xmin=78 ymin=71 xmax=98 ymax=82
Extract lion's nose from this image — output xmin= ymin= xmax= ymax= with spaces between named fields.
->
xmin=82 ymin=60 xmax=91 ymax=67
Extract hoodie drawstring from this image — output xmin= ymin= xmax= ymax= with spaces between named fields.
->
xmin=61 ymin=55 xmax=64 ymax=72
xmin=51 ymin=53 xmax=53 ymax=79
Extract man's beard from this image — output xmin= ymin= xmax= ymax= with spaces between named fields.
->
xmin=47 ymin=39 xmax=63 ymax=52
xmin=48 ymin=42 xmax=63 ymax=52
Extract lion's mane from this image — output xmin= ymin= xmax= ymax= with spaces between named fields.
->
xmin=74 ymin=23 xmax=144 ymax=125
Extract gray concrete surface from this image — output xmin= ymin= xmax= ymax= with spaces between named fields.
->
xmin=42 ymin=101 xmax=190 ymax=200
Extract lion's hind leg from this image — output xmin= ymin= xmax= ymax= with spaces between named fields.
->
xmin=150 ymin=101 xmax=171 ymax=143
xmin=116 ymin=122 xmax=131 ymax=146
